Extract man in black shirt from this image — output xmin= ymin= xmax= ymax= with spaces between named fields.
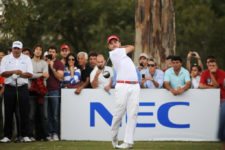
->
xmin=75 ymin=52 xmax=92 ymax=94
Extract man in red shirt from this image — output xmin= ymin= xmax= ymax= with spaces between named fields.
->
xmin=199 ymin=58 xmax=225 ymax=149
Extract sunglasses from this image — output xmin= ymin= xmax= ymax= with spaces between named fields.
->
xmin=68 ymin=58 xmax=75 ymax=61
xmin=148 ymin=64 xmax=155 ymax=67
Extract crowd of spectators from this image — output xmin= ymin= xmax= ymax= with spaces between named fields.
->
xmin=0 ymin=41 xmax=225 ymax=144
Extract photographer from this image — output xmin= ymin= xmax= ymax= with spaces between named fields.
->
xmin=46 ymin=46 xmax=64 ymax=141
xmin=90 ymin=54 xmax=113 ymax=92
xmin=186 ymin=51 xmax=203 ymax=72
xmin=141 ymin=59 xmax=164 ymax=89
xmin=137 ymin=53 xmax=149 ymax=75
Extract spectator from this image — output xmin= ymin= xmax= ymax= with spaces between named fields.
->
xmin=63 ymin=53 xmax=82 ymax=88
xmin=199 ymin=59 xmax=225 ymax=90
xmin=75 ymin=52 xmax=92 ymax=94
xmin=46 ymin=46 xmax=64 ymax=141
xmin=198 ymin=59 xmax=225 ymax=149
xmin=162 ymin=55 xmax=173 ymax=72
xmin=0 ymin=41 xmax=33 ymax=143
xmin=22 ymin=48 xmax=32 ymax=58
xmin=141 ymin=59 xmax=164 ymax=89
xmin=164 ymin=56 xmax=191 ymax=96
xmin=88 ymin=51 xmax=98 ymax=69
xmin=90 ymin=54 xmax=113 ymax=91
xmin=0 ymin=51 xmax=5 ymax=138
xmin=28 ymin=45 xmax=49 ymax=141
xmin=190 ymin=64 xmax=201 ymax=89
xmin=137 ymin=53 xmax=149 ymax=75
xmin=60 ymin=44 xmax=71 ymax=65
xmin=206 ymin=55 xmax=216 ymax=67
xmin=186 ymin=51 xmax=203 ymax=72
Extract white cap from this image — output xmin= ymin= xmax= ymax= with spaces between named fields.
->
xmin=12 ymin=41 xmax=23 ymax=49
xmin=139 ymin=53 xmax=149 ymax=59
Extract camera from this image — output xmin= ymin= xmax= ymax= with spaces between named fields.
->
xmin=46 ymin=54 xmax=52 ymax=60
xmin=191 ymin=53 xmax=196 ymax=57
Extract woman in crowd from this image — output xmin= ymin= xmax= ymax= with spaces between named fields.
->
xmin=186 ymin=51 xmax=203 ymax=72
xmin=63 ymin=53 xmax=82 ymax=88
xmin=190 ymin=64 xmax=202 ymax=89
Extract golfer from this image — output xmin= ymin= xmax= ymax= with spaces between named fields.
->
xmin=0 ymin=41 xmax=33 ymax=143
xmin=108 ymin=35 xmax=140 ymax=149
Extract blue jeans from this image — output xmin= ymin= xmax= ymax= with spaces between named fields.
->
xmin=218 ymin=101 xmax=225 ymax=141
xmin=47 ymin=90 xmax=60 ymax=135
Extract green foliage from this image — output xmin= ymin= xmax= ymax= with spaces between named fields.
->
xmin=1 ymin=0 xmax=225 ymax=69
xmin=0 ymin=0 xmax=135 ymax=56
xmin=175 ymin=0 xmax=225 ymax=69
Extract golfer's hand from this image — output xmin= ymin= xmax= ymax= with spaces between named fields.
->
xmin=104 ymin=85 xmax=111 ymax=92
xmin=14 ymin=70 xmax=22 ymax=76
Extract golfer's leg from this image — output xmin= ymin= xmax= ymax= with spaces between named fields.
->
xmin=111 ymin=84 xmax=128 ymax=140
xmin=124 ymin=84 xmax=140 ymax=144
xmin=18 ymin=85 xmax=30 ymax=137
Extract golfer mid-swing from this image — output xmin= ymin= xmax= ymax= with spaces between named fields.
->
xmin=108 ymin=35 xmax=140 ymax=149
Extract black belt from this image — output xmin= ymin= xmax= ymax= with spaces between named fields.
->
xmin=6 ymin=84 xmax=27 ymax=87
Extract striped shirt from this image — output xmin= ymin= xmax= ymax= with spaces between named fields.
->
xmin=63 ymin=66 xmax=81 ymax=85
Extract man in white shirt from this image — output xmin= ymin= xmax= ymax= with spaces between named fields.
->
xmin=90 ymin=54 xmax=113 ymax=91
xmin=0 ymin=41 xmax=33 ymax=143
xmin=108 ymin=35 xmax=140 ymax=149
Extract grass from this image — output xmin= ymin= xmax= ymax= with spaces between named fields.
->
xmin=0 ymin=141 xmax=221 ymax=150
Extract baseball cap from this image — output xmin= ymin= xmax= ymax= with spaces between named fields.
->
xmin=60 ymin=44 xmax=70 ymax=50
xmin=107 ymin=35 xmax=119 ymax=44
xmin=12 ymin=41 xmax=23 ymax=49
xmin=139 ymin=53 xmax=149 ymax=59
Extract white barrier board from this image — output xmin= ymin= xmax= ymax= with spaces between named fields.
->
xmin=61 ymin=89 xmax=220 ymax=141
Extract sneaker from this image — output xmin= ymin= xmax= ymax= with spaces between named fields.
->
xmin=0 ymin=137 xmax=11 ymax=143
xmin=22 ymin=137 xmax=32 ymax=142
xmin=115 ymin=142 xmax=133 ymax=149
xmin=52 ymin=134 xmax=59 ymax=141
xmin=45 ymin=136 xmax=53 ymax=141
xmin=29 ymin=137 xmax=36 ymax=142
xmin=112 ymin=139 xmax=118 ymax=148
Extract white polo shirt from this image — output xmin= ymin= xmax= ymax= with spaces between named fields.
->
xmin=90 ymin=66 xmax=113 ymax=89
xmin=0 ymin=53 xmax=33 ymax=86
xmin=109 ymin=48 xmax=138 ymax=81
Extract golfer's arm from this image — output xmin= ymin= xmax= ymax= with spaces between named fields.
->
xmin=20 ymin=72 xmax=33 ymax=78
xmin=120 ymin=45 xmax=134 ymax=53
xmin=1 ymin=71 xmax=15 ymax=78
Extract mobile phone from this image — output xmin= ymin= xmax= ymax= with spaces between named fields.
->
xmin=142 ymin=74 xmax=145 ymax=79
xmin=140 ymin=63 xmax=144 ymax=67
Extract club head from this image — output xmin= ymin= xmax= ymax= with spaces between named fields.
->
xmin=103 ymin=71 xmax=110 ymax=78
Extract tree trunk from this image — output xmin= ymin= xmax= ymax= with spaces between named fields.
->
xmin=134 ymin=0 xmax=176 ymax=69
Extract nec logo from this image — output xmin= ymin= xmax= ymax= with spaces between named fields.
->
xmin=90 ymin=101 xmax=190 ymax=128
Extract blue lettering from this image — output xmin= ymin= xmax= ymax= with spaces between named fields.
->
xmin=157 ymin=102 xmax=190 ymax=128
xmin=137 ymin=102 xmax=156 ymax=127
xmin=90 ymin=102 xmax=113 ymax=127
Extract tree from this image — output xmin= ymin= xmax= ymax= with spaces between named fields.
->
xmin=134 ymin=0 xmax=176 ymax=68
xmin=0 ymin=0 xmax=135 ymax=56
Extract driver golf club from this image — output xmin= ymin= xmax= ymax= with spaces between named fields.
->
xmin=102 ymin=57 xmax=111 ymax=78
